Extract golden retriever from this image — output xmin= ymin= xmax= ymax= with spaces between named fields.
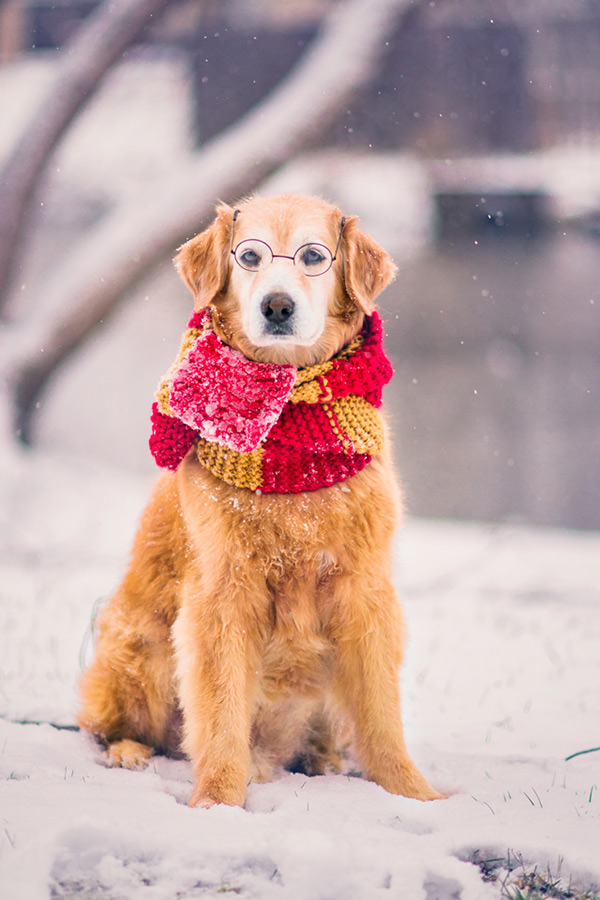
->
xmin=78 ymin=193 xmax=441 ymax=808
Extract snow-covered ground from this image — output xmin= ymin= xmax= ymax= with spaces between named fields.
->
xmin=1 ymin=433 xmax=599 ymax=900
xmin=1 ymin=45 xmax=599 ymax=900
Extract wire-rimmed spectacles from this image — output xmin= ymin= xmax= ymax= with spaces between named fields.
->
xmin=230 ymin=209 xmax=346 ymax=278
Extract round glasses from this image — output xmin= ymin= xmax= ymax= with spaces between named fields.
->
xmin=232 ymin=239 xmax=335 ymax=277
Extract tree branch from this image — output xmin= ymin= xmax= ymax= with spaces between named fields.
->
xmin=0 ymin=0 xmax=170 ymax=314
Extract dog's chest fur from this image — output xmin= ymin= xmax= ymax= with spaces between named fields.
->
xmin=176 ymin=454 xmax=398 ymax=701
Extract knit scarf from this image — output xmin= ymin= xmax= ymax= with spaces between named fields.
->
xmin=149 ymin=309 xmax=393 ymax=494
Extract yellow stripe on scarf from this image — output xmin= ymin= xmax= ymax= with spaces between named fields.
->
xmin=329 ymin=395 xmax=385 ymax=455
xmin=195 ymin=438 xmax=265 ymax=491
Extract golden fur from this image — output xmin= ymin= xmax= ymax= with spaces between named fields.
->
xmin=78 ymin=193 xmax=442 ymax=808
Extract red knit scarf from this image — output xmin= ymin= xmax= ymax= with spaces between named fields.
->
xmin=150 ymin=309 xmax=393 ymax=494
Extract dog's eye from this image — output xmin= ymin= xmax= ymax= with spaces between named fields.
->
xmin=234 ymin=240 xmax=271 ymax=272
xmin=301 ymin=246 xmax=325 ymax=266
xmin=295 ymin=244 xmax=333 ymax=276
xmin=240 ymin=249 xmax=261 ymax=268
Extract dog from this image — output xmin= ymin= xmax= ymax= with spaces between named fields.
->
xmin=78 ymin=193 xmax=441 ymax=808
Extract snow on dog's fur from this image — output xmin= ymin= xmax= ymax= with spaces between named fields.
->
xmin=78 ymin=193 xmax=442 ymax=808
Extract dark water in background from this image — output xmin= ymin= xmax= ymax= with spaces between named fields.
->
xmin=379 ymin=229 xmax=600 ymax=530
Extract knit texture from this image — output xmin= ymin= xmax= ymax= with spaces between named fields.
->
xmin=150 ymin=309 xmax=393 ymax=493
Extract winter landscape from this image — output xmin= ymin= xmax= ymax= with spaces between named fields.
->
xmin=2 ymin=2 xmax=600 ymax=897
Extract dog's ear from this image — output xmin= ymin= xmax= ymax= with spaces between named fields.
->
xmin=341 ymin=216 xmax=397 ymax=314
xmin=174 ymin=203 xmax=234 ymax=308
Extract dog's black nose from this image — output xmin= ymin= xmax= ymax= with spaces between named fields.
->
xmin=261 ymin=292 xmax=295 ymax=325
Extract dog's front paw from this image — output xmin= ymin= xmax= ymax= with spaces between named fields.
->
xmin=376 ymin=763 xmax=446 ymax=802
xmin=188 ymin=784 xmax=234 ymax=809
xmin=407 ymin=781 xmax=446 ymax=802
xmin=188 ymin=787 xmax=220 ymax=809
xmin=106 ymin=739 xmax=153 ymax=770
xmin=188 ymin=771 xmax=246 ymax=809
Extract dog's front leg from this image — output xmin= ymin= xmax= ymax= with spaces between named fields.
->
xmin=173 ymin=571 xmax=267 ymax=809
xmin=330 ymin=577 xmax=442 ymax=801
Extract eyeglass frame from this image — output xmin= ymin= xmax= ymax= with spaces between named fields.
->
xmin=230 ymin=208 xmax=346 ymax=277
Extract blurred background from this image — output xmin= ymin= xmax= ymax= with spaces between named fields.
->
xmin=0 ymin=0 xmax=599 ymax=529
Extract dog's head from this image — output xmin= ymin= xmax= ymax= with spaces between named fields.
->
xmin=175 ymin=193 xmax=396 ymax=367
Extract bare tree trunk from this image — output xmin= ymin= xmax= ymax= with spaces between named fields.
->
xmin=0 ymin=0 xmax=26 ymax=62
xmin=0 ymin=0 xmax=170 ymax=315
xmin=10 ymin=0 xmax=421 ymax=443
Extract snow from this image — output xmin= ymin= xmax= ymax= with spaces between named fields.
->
xmin=1 ymin=41 xmax=599 ymax=900
xmin=1 ymin=432 xmax=599 ymax=900
xmin=0 ymin=51 xmax=194 ymax=205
